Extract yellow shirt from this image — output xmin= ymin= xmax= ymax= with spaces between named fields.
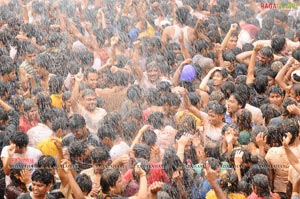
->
xmin=37 ymin=137 xmax=62 ymax=157
xmin=206 ymin=190 xmax=246 ymax=199
xmin=51 ymin=93 xmax=63 ymax=109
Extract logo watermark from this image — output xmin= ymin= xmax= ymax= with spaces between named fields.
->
xmin=260 ymin=2 xmax=298 ymax=9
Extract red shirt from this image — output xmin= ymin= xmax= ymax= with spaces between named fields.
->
xmin=19 ymin=116 xmax=38 ymax=133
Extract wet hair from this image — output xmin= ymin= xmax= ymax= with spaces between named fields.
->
xmin=230 ymin=92 xmax=246 ymax=108
xmin=237 ymin=181 xmax=252 ymax=196
xmin=236 ymin=109 xmax=252 ymax=131
xmin=49 ymin=75 xmax=64 ymax=95
xmin=37 ymin=155 xmax=57 ymax=168
xmin=157 ymin=81 xmax=172 ymax=94
xmin=132 ymin=158 xmax=150 ymax=181
xmin=62 ymin=91 xmax=71 ymax=101
xmin=148 ymin=111 xmax=164 ymax=129
xmin=52 ymin=117 xmax=69 ymax=133
xmin=90 ymin=147 xmax=110 ymax=163
xmin=162 ymin=147 xmax=184 ymax=178
xmin=122 ymin=120 xmax=138 ymax=141
xmin=175 ymin=7 xmax=190 ymax=25
xmin=292 ymin=48 xmax=300 ymax=62
xmin=266 ymin=124 xmax=285 ymax=147
xmin=97 ymin=124 xmax=117 ymax=141
xmin=133 ymin=143 xmax=151 ymax=161
xmin=207 ymin=157 xmax=221 ymax=170
xmin=220 ymin=81 xmax=235 ymax=99
xmin=256 ymin=28 xmax=271 ymax=40
xmin=10 ymin=162 xmax=27 ymax=190
xmin=101 ymin=112 xmax=122 ymax=132
xmin=194 ymin=39 xmax=209 ymax=53
xmin=260 ymin=46 xmax=273 ymax=58
xmin=282 ymin=97 xmax=297 ymax=117
xmin=112 ymin=71 xmax=129 ymax=87
xmin=275 ymin=11 xmax=288 ymax=23
xmin=141 ymin=129 xmax=157 ymax=146
xmin=271 ymin=35 xmax=286 ymax=54
xmin=259 ymin=104 xmax=281 ymax=125
xmin=10 ymin=131 xmax=29 ymax=148
xmin=165 ymin=92 xmax=181 ymax=107
xmin=281 ymin=118 xmax=299 ymax=145
xmin=220 ymin=169 xmax=239 ymax=194
xmin=23 ymin=98 xmax=35 ymax=112
xmin=0 ymin=108 xmax=8 ymax=121
xmin=204 ymin=145 xmax=221 ymax=159
xmin=39 ymin=108 xmax=55 ymax=124
xmin=68 ymin=141 xmax=89 ymax=162
xmin=146 ymin=88 xmax=163 ymax=106
xmin=210 ymin=91 xmax=225 ymax=103
xmin=100 ymin=168 xmax=121 ymax=194
xmin=82 ymin=89 xmax=97 ymax=99
xmin=35 ymin=53 xmax=51 ymax=71
xmin=36 ymin=93 xmax=52 ymax=114
xmin=223 ymin=51 xmax=236 ymax=62
xmin=69 ymin=114 xmax=86 ymax=131
xmin=267 ymin=85 xmax=284 ymax=97
xmin=262 ymin=17 xmax=274 ymax=31
xmin=188 ymin=92 xmax=201 ymax=106
xmin=31 ymin=169 xmax=54 ymax=185
xmin=242 ymin=43 xmax=254 ymax=52
xmin=221 ymin=123 xmax=239 ymax=136
xmin=253 ymin=75 xmax=268 ymax=94
xmin=252 ymin=174 xmax=271 ymax=198
xmin=127 ymin=85 xmax=143 ymax=102
xmin=206 ymin=100 xmax=226 ymax=115
xmin=75 ymin=173 xmax=92 ymax=194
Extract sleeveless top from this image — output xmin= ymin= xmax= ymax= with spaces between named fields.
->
xmin=170 ymin=25 xmax=191 ymax=50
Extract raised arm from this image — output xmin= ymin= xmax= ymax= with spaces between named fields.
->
xmin=221 ymin=23 xmax=238 ymax=50
xmin=246 ymin=44 xmax=263 ymax=84
xmin=130 ymin=125 xmax=151 ymax=150
xmin=275 ymin=57 xmax=295 ymax=92
xmin=70 ymin=68 xmax=83 ymax=113
xmin=283 ymin=133 xmax=300 ymax=174
xmin=172 ymin=59 xmax=192 ymax=86
xmin=236 ymin=51 xmax=252 ymax=66
xmin=199 ymin=67 xmax=222 ymax=92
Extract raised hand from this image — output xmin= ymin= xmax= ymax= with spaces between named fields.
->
xmin=234 ymin=150 xmax=244 ymax=166
xmin=254 ymin=44 xmax=263 ymax=53
xmin=75 ymin=68 xmax=83 ymax=82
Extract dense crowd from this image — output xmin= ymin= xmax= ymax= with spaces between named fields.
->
xmin=0 ymin=0 xmax=300 ymax=198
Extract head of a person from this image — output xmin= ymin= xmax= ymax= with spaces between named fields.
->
xmin=289 ymin=83 xmax=300 ymax=102
xmin=146 ymin=61 xmax=161 ymax=83
xmin=68 ymin=141 xmax=91 ymax=165
xmin=10 ymin=131 xmax=29 ymax=154
xmin=31 ymin=169 xmax=54 ymax=198
xmin=37 ymin=155 xmax=57 ymax=174
xmin=133 ymin=143 xmax=151 ymax=161
xmin=23 ymin=98 xmax=38 ymax=121
xmin=257 ymin=47 xmax=273 ymax=66
xmin=0 ymin=64 xmax=16 ymax=81
xmin=206 ymin=100 xmax=226 ymax=126
xmin=35 ymin=53 xmax=51 ymax=77
xmin=235 ymin=109 xmax=252 ymax=132
xmin=260 ymin=104 xmax=281 ymax=125
xmin=69 ymin=114 xmax=88 ymax=140
xmin=175 ymin=7 xmax=190 ymax=25
xmin=267 ymin=85 xmax=284 ymax=107
xmin=126 ymin=85 xmax=144 ymax=104
xmin=165 ymin=92 xmax=181 ymax=116
xmin=219 ymin=169 xmax=239 ymax=194
xmin=222 ymin=51 xmax=236 ymax=72
xmin=10 ymin=162 xmax=27 ymax=186
xmin=48 ymin=75 xmax=64 ymax=95
xmin=271 ymin=35 xmax=287 ymax=56
xmin=281 ymin=118 xmax=299 ymax=145
xmin=220 ymin=81 xmax=235 ymax=100
xmin=75 ymin=173 xmax=92 ymax=196
xmin=141 ymin=129 xmax=157 ymax=147
xmin=162 ymin=147 xmax=184 ymax=178
xmin=148 ymin=111 xmax=164 ymax=129
xmin=84 ymin=68 xmax=99 ymax=90
xmin=51 ymin=117 xmax=69 ymax=138
xmin=226 ymin=32 xmax=239 ymax=50
xmin=97 ymin=124 xmax=117 ymax=148
xmin=227 ymin=93 xmax=246 ymax=114
xmin=188 ymin=92 xmax=201 ymax=109
xmin=82 ymin=89 xmax=97 ymax=111
xmin=91 ymin=147 xmax=111 ymax=174
xmin=212 ymin=68 xmax=228 ymax=87
xmin=274 ymin=11 xmax=287 ymax=27
xmin=251 ymin=174 xmax=271 ymax=198
xmin=62 ymin=91 xmax=72 ymax=111
xmin=282 ymin=97 xmax=298 ymax=117
xmin=100 ymin=168 xmax=123 ymax=195
xmin=221 ymin=123 xmax=239 ymax=145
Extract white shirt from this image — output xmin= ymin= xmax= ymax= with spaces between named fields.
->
xmin=27 ymin=123 xmax=53 ymax=148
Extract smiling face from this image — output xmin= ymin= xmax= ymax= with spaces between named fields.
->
xmin=146 ymin=67 xmax=161 ymax=83
xmin=82 ymin=94 xmax=97 ymax=111
xmin=31 ymin=181 xmax=51 ymax=198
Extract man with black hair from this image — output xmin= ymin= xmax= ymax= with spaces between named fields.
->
xmin=161 ymin=7 xmax=196 ymax=51
xmin=17 ymin=169 xmax=55 ymax=199
xmin=1 ymin=131 xmax=42 ymax=187
xmin=62 ymin=114 xmax=99 ymax=148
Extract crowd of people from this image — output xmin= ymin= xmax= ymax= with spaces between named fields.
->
xmin=0 ymin=0 xmax=300 ymax=198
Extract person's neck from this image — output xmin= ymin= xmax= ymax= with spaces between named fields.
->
xmin=30 ymin=192 xmax=46 ymax=199
xmin=213 ymin=121 xmax=223 ymax=128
